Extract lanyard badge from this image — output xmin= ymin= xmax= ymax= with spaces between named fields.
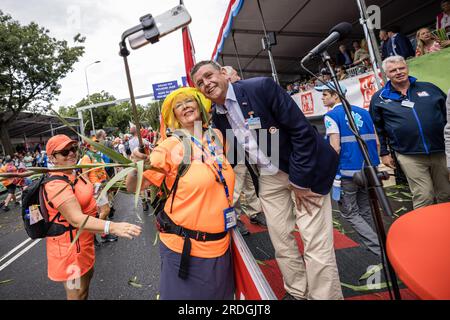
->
xmin=245 ymin=111 xmax=262 ymax=130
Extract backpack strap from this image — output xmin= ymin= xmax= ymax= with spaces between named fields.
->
xmin=41 ymin=175 xmax=76 ymax=240
xmin=42 ymin=175 xmax=75 ymax=209
xmin=164 ymin=130 xmax=192 ymax=214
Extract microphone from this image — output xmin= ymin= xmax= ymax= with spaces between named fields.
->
xmin=301 ymin=22 xmax=353 ymax=64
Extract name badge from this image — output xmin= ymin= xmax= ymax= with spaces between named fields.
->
xmin=417 ymin=91 xmax=430 ymax=97
xmin=223 ymin=207 xmax=237 ymax=231
xmin=246 ymin=117 xmax=262 ymax=130
xmin=29 ymin=205 xmax=43 ymax=225
xmin=401 ymin=100 xmax=415 ymax=108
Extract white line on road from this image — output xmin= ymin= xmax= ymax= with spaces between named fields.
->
xmin=0 ymin=238 xmax=32 ymax=264
xmin=0 ymin=239 xmax=41 ymax=272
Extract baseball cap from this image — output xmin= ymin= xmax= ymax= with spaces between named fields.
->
xmin=314 ymin=82 xmax=347 ymax=95
xmin=46 ymin=134 xmax=77 ymax=155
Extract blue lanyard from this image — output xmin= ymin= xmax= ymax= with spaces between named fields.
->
xmin=190 ymin=134 xmax=231 ymax=206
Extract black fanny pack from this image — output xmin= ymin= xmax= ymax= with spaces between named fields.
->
xmin=156 ymin=210 xmax=228 ymax=279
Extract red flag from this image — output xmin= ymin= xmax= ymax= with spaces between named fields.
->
xmin=181 ymin=1 xmax=195 ymax=87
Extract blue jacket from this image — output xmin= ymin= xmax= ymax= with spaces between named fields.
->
xmin=212 ymin=77 xmax=339 ymax=196
xmin=326 ymin=105 xmax=380 ymax=178
xmin=369 ymin=77 xmax=447 ymax=156
xmin=387 ymin=33 xmax=414 ymax=59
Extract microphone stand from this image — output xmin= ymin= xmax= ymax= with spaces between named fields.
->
xmin=319 ymin=50 xmax=402 ymax=300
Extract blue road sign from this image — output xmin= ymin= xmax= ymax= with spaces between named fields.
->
xmin=152 ymin=81 xmax=179 ymax=100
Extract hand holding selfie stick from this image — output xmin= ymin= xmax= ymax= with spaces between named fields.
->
xmin=119 ymin=5 xmax=192 ymax=154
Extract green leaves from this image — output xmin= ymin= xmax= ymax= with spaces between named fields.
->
xmin=98 ymin=167 xmax=135 ymax=203
xmin=134 ymin=161 xmax=144 ymax=222
xmin=359 ymin=264 xmax=383 ymax=281
xmin=51 ymin=109 xmax=132 ymax=165
xmin=128 ymin=276 xmax=143 ymax=288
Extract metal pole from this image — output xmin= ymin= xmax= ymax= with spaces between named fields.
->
xmin=84 ymin=61 xmax=101 ymax=134
xmin=356 ymin=0 xmax=387 ymax=87
xmin=78 ymin=110 xmax=85 ymax=136
xmin=232 ymin=31 xmax=245 ymax=80
xmin=256 ymin=0 xmax=279 ymax=84
xmin=89 ymin=109 xmax=95 ymax=134
xmin=122 ymin=55 xmax=145 ymax=152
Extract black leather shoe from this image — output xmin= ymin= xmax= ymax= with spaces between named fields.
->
xmin=237 ymin=219 xmax=250 ymax=236
xmin=250 ymin=212 xmax=267 ymax=226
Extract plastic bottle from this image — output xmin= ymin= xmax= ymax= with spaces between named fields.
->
xmin=332 ymin=175 xmax=341 ymax=201
xmin=24 ymin=208 xmax=30 ymax=220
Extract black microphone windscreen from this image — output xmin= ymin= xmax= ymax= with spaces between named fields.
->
xmin=329 ymin=22 xmax=353 ymax=41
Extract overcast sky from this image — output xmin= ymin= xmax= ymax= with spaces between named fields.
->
xmin=1 ymin=0 xmax=229 ymax=109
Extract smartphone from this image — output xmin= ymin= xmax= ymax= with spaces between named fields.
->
xmin=128 ymin=5 xmax=192 ymax=50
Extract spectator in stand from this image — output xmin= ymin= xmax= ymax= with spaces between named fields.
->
xmin=386 ymin=26 xmax=415 ymax=59
xmin=23 ymin=152 xmax=33 ymax=168
xmin=40 ymin=151 xmax=48 ymax=167
xmin=351 ymin=40 xmax=360 ymax=59
xmin=336 ymin=66 xmax=348 ymax=81
xmin=437 ymin=0 xmax=450 ymax=35
xmin=353 ymin=39 xmax=370 ymax=66
xmin=370 ymin=56 xmax=450 ymax=209
xmin=415 ymin=27 xmax=450 ymax=57
xmin=336 ymin=44 xmax=353 ymax=67
xmin=286 ymin=84 xmax=294 ymax=95
xmin=379 ymin=29 xmax=390 ymax=61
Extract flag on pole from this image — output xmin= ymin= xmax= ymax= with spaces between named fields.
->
xmin=181 ymin=0 xmax=196 ymax=87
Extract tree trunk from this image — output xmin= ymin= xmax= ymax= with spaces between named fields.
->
xmin=0 ymin=122 xmax=14 ymax=155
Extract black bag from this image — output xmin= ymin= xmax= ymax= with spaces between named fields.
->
xmin=21 ymin=175 xmax=74 ymax=239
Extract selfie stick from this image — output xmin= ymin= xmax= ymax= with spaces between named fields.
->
xmin=119 ymin=14 xmax=161 ymax=154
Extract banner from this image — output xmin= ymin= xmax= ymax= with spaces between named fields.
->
xmin=292 ymin=72 xmax=380 ymax=118
xmin=231 ymin=229 xmax=277 ymax=300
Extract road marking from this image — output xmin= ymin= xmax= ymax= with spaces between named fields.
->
xmin=0 ymin=239 xmax=41 ymax=272
xmin=0 ymin=238 xmax=32 ymax=264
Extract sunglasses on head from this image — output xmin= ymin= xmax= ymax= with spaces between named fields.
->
xmin=54 ymin=145 xmax=78 ymax=157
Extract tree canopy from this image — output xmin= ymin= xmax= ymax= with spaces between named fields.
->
xmin=0 ymin=10 xmax=84 ymax=155
xmin=59 ymin=91 xmax=161 ymax=136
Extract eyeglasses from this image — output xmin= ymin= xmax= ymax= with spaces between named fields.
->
xmin=174 ymin=98 xmax=195 ymax=110
xmin=53 ymin=146 xmax=78 ymax=157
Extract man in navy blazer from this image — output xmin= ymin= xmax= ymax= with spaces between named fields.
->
xmin=191 ymin=61 xmax=343 ymax=300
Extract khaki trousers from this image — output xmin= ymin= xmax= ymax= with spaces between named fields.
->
xmin=396 ymin=152 xmax=450 ymax=209
xmin=259 ymin=171 xmax=343 ymax=300
xmin=233 ymin=164 xmax=262 ymax=217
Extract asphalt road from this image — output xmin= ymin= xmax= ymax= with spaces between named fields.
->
xmin=0 ymin=191 xmax=161 ymax=300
